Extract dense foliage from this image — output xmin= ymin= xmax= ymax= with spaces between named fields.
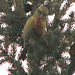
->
xmin=0 ymin=0 xmax=75 ymax=75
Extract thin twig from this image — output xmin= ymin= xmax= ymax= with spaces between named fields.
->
xmin=17 ymin=0 xmax=23 ymax=17
xmin=1 ymin=0 xmax=8 ymax=12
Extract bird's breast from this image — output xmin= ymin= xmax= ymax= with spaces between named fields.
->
xmin=34 ymin=16 xmax=46 ymax=36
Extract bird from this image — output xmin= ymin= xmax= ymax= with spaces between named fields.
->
xmin=19 ymin=6 xmax=49 ymax=60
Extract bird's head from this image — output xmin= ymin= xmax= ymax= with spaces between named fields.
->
xmin=34 ymin=6 xmax=49 ymax=20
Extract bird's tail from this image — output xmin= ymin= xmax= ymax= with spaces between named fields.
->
xmin=19 ymin=44 xmax=29 ymax=60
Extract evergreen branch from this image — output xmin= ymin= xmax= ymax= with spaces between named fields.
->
xmin=50 ymin=1 xmax=61 ymax=29
xmin=0 ymin=58 xmax=6 ymax=64
xmin=16 ymin=0 xmax=25 ymax=26
xmin=19 ymin=0 xmax=26 ymax=17
xmin=34 ymin=36 xmax=52 ymax=51
xmin=2 ymin=14 xmax=26 ymax=23
xmin=13 ymin=0 xmax=16 ymax=8
xmin=17 ymin=0 xmax=23 ymax=17
xmin=7 ymin=55 xmax=26 ymax=74
xmin=0 ymin=5 xmax=5 ymax=12
xmin=60 ymin=1 xmax=71 ymax=17
xmin=4 ymin=35 xmax=8 ymax=51
xmin=0 ymin=44 xmax=26 ymax=74
xmin=7 ymin=54 xmax=26 ymax=74
xmin=23 ymin=0 xmax=26 ymax=3
xmin=3 ymin=17 xmax=26 ymax=22
xmin=1 ymin=0 xmax=8 ymax=12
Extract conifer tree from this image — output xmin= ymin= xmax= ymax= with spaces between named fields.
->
xmin=0 ymin=0 xmax=75 ymax=75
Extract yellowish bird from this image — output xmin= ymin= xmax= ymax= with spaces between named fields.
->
xmin=19 ymin=6 xmax=49 ymax=60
